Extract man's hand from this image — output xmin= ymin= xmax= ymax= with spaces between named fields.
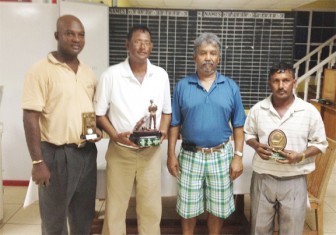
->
xmin=87 ymin=128 xmax=103 ymax=143
xmin=160 ymin=130 xmax=167 ymax=143
xmin=32 ymin=163 xmax=51 ymax=187
xmin=255 ymin=143 xmax=273 ymax=160
xmin=230 ymin=156 xmax=243 ymax=180
xmin=114 ymin=131 xmax=139 ymax=147
xmin=167 ymin=154 xmax=180 ymax=177
xmin=276 ymin=149 xmax=302 ymax=164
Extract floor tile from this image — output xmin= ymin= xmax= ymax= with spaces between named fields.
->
xmin=0 ymin=224 xmax=41 ymax=235
xmin=6 ymin=204 xmax=41 ymax=225
xmin=0 ymin=161 xmax=335 ymax=234
xmin=326 ymin=183 xmax=336 ymax=197
xmin=2 ymin=204 xmax=22 ymax=224
xmin=325 ymin=196 xmax=336 ymax=212
xmin=324 ymin=212 xmax=336 ymax=233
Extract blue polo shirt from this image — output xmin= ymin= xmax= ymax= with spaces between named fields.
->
xmin=171 ymin=72 xmax=246 ymax=147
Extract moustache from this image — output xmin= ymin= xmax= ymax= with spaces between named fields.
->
xmin=202 ymin=61 xmax=214 ymax=66
xmin=277 ymin=89 xmax=287 ymax=93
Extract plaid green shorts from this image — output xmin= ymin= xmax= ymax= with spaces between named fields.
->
xmin=176 ymin=142 xmax=235 ymax=219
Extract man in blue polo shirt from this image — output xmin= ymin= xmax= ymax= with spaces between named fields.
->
xmin=167 ymin=32 xmax=246 ymax=235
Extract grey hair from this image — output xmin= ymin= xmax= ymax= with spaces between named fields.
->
xmin=193 ymin=32 xmax=221 ymax=56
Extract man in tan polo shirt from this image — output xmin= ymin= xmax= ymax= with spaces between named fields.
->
xmin=22 ymin=15 xmax=101 ymax=235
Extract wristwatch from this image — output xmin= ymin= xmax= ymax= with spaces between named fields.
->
xmin=234 ymin=150 xmax=243 ymax=157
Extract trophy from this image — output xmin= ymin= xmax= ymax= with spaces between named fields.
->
xmin=268 ymin=129 xmax=287 ymax=160
xmin=81 ymin=112 xmax=98 ymax=140
xmin=129 ymin=100 xmax=161 ymax=147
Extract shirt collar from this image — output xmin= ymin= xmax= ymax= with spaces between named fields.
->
xmin=47 ymin=52 xmax=82 ymax=67
xmin=121 ymin=57 xmax=153 ymax=78
xmin=261 ymin=94 xmax=305 ymax=113
xmin=188 ymin=71 xmax=226 ymax=85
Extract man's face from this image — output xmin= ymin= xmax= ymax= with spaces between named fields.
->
xmin=56 ymin=19 xmax=85 ymax=57
xmin=194 ymin=43 xmax=220 ymax=76
xmin=269 ymin=70 xmax=296 ymax=101
xmin=126 ymin=30 xmax=153 ymax=63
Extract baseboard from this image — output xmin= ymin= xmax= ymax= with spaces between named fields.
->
xmin=3 ymin=180 xmax=29 ymax=186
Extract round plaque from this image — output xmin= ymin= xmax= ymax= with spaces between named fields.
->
xmin=268 ymin=129 xmax=287 ymax=151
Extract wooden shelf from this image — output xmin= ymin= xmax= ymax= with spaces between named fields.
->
xmin=310 ymin=100 xmax=336 ymax=140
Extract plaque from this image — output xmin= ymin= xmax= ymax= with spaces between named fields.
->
xmin=81 ymin=112 xmax=98 ymax=140
xmin=268 ymin=129 xmax=287 ymax=160
xmin=129 ymin=100 xmax=161 ymax=147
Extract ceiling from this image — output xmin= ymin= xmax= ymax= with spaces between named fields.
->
xmin=123 ymin=0 xmax=335 ymax=11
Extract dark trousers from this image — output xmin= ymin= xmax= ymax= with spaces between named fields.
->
xmin=39 ymin=142 xmax=97 ymax=235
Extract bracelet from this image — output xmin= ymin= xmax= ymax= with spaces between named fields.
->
xmin=299 ymin=153 xmax=306 ymax=163
xmin=32 ymin=160 xmax=44 ymax=165
xmin=234 ymin=150 xmax=243 ymax=157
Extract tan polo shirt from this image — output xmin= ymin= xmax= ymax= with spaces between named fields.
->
xmin=22 ymin=53 xmax=96 ymax=145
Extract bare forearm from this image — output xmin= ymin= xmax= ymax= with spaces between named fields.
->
xmin=246 ymin=138 xmax=260 ymax=150
xmin=168 ymin=125 xmax=180 ymax=157
xmin=23 ymin=110 xmax=43 ymax=161
xmin=233 ymin=126 xmax=244 ymax=153
xmin=303 ymin=146 xmax=321 ymax=158
xmin=96 ymin=115 xmax=118 ymax=140
xmin=159 ymin=113 xmax=171 ymax=134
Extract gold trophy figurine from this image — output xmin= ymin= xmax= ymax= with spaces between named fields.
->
xmin=148 ymin=99 xmax=158 ymax=130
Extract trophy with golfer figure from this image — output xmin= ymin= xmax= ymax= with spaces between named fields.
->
xmin=129 ymin=100 xmax=161 ymax=147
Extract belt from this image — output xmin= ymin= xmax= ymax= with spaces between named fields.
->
xmin=182 ymin=141 xmax=227 ymax=154
xmin=42 ymin=141 xmax=87 ymax=149
xmin=66 ymin=142 xmax=87 ymax=148
xmin=195 ymin=144 xmax=225 ymax=153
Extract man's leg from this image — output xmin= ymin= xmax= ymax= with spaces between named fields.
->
xmin=181 ymin=217 xmax=197 ymax=235
xmin=207 ymin=213 xmax=224 ymax=235
xmin=250 ymin=172 xmax=277 ymax=235
xmin=67 ymin=143 xmax=97 ymax=235
xmin=277 ymin=175 xmax=307 ymax=235
xmin=136 ymin=146 xmax=162 ymax=235
xmin=102 ymin=141 xmax=136 ymax=235
xmin=177 ymin=149 xmax=205 ymax=235
xmin=39 ymin=143 xmax=68 ymax=235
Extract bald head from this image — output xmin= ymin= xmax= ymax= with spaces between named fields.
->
xmin=54 ymin=15 xmax=85 ymax=60
xmin=56 ymin=15 xmax=84 ymax=33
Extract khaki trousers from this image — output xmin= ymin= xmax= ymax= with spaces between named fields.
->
xmin=102 ymin=141 xmax=162 ymax=235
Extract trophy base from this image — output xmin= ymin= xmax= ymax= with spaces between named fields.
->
xmin=130 ymin=130 xmax=161 ymax=147
xmin=81 ymin=134 xmax=98 ymax=140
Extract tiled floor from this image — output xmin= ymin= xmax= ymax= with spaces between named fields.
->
xmin=0 ymin=162 xmax=335 ymax=235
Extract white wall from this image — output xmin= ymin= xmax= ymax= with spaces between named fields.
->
xmin=0 ymin=2 xmax=108 ymax=181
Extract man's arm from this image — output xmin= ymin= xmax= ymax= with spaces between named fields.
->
xmin=159 ymin=113 xmax=171 ymax=141
xmin=277 ymin=146 xmax=322 ymax=164
xmin=167 ymin=125 xmax=180 ymax=177
xmin=246 ymin=138 xmax=273 ymax=160
xmin=23 ymin=110 xmax=50 ymax=186
xmin=230 ymin=126 xmax=244 ymax=180
xmin=96 ymin=115 xmax=137 ymax=147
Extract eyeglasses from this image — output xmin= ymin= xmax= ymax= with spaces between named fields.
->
xmin=133 ymin=40 xmax=152 ymax=47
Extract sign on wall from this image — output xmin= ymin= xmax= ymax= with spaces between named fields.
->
xmin=108 ymin=8 xmax=295 ymax=108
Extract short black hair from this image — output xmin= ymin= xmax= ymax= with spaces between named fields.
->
xmin=268 ymin=62 xmax=295 ymax=80
xmin=127 ymin=25 xmax=152 ymax=41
